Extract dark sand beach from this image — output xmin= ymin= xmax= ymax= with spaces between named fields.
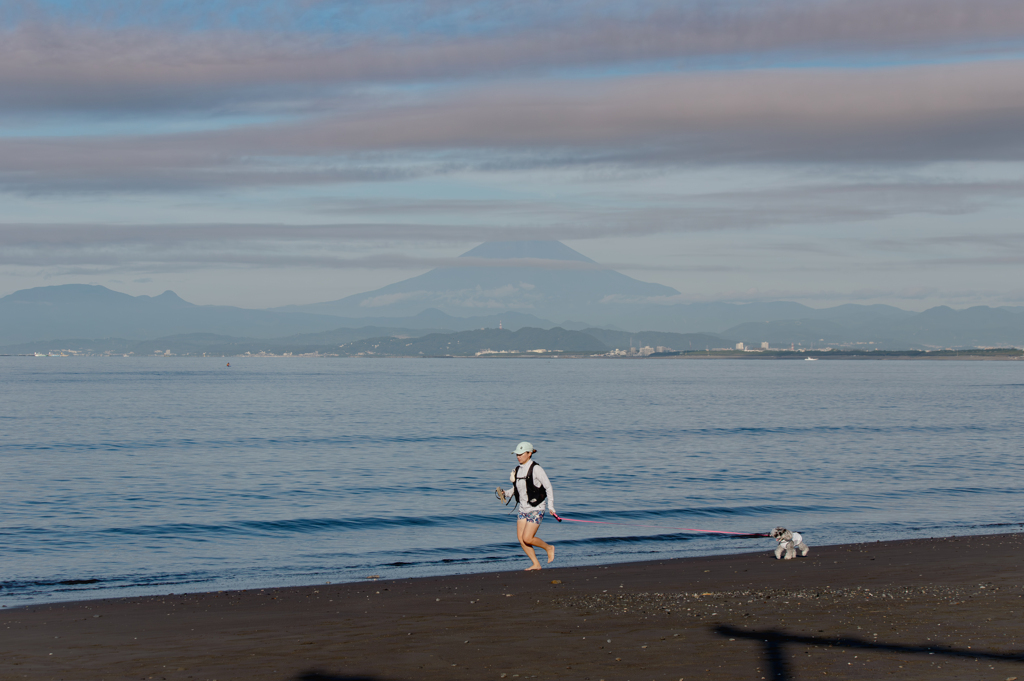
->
xmin=4 ymin=533 xmax=1022 ymax=681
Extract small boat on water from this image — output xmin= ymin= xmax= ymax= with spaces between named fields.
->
xmin=805 ymin=357 xmax=818 ymax=361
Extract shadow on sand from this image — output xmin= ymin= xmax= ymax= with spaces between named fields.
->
xmin=717 ymin=624 xmax=1024 ymax=681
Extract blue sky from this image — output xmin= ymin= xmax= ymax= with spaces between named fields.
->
xmin=2 ymin=0 xmax=1024 ymax=310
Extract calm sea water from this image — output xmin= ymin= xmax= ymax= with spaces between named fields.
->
xmin=2 ymin=357 xmax=1022 ymax=606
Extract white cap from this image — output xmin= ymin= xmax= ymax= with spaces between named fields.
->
xmin=513 ymin=441 xmax=536 ymax=455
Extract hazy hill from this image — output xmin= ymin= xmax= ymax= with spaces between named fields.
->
xmin=0 ymin=285 xmax=349 ymax=346
xmin=807 ymin=303 xmax=915 ymax=325
xmin=885 ymin=306 xmax=1024 ymax=347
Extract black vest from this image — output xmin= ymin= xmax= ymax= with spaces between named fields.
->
xmin=513 ymin=461 xmax=547 ymax=507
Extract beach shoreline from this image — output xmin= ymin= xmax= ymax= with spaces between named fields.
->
xmin=4 ymin=532 xmax=1022 ymax=680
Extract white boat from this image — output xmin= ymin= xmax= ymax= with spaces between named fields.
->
xmin=804 ymin=357 xmax=818 ymax=361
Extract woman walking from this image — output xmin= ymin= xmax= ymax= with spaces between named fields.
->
xmin=498 ymin=441 xmax=556 ymax=571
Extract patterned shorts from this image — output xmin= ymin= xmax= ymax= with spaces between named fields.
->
xmin=518 ymin=509 xmax=544 ymax=524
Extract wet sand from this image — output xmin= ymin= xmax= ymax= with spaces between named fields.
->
xmin=3 ymin=533 xmax=1022 ymax=681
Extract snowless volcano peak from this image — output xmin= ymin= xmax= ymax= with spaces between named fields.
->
xmin=459 ymin=240 xmax=596 ymax=263
xmin=273 ymin=239 xmax=678 ymax=326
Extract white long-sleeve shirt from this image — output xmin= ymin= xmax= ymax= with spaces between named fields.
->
xmin=503 ymin=461 xmax=555 ymax=515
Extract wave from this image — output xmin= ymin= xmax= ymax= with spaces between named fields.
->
xmin=0 ymin=422 xmax=1000 ymax=455
xmin=0 ymin=504 xmax=839 ymax=543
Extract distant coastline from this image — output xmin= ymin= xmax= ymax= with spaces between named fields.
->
xmin=5 ymin=348 xmax=1021 ymax=359
xmin=638 ymin=348 xmax=1024 ymax=360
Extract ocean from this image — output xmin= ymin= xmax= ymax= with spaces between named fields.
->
xmin=2 ymin=357 xmax=1022 ymax=606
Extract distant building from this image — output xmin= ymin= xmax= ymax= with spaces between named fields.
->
xmin=655 ymin=346 xmax=673 ymax=353
xmin=761 ymin=341 xmax=769 ymax=349
xmin=735 ymin=342 xmax=745 ymax=351
xmin=638 ymin=346 xmax=655 ymax=356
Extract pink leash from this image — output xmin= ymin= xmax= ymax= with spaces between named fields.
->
xmin=550 ymin=512 xmax=766 ymax=537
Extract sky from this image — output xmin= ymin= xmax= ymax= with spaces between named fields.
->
xmin=2 ymin=0 xmax=1024 ymax=311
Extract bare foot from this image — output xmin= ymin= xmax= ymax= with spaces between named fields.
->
xmin=546 ymin=545 xmax=555 ymax=564
xmin=525 ymin=564 xmax=542 ymax=571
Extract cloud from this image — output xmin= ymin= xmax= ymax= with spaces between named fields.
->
xmin=5 ymin=58 xmax=1024 ymax=195
xmin=2 ymin=175 xmax=1022 ymax=273
xmin=867 ymin=231 xmax=1024 ymax=252
xmin=297 ymin=180 xmax=1024 ymax=238
xmin=3 ymin=0 xmax=1024 ymax=113
xmin=0 ymin=224 xmax=622 ymax=272
xmin=282 ymin=61 xmax=1024 ymax=163
xmin=3 ymin=1 xmax=1022 ymax=310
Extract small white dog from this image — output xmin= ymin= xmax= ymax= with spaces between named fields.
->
xmin=770 ymin=527 xmax=810 ymax=560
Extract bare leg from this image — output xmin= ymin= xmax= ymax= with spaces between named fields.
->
xmin=529 ymin=525 xmax=554 ymax=564
xmin=517 ymin=519 xmax=541 ymax=570
xmin=517 ymin=519 xmax=553 ymax=570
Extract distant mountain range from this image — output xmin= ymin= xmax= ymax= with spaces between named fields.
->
xmin=1 ymin=240 xmax=1023 ymax=351
xmin=0 ymin=284 xmax=567 ymax=346
xmin=0 ymin=285 xmax=346 ymax=345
